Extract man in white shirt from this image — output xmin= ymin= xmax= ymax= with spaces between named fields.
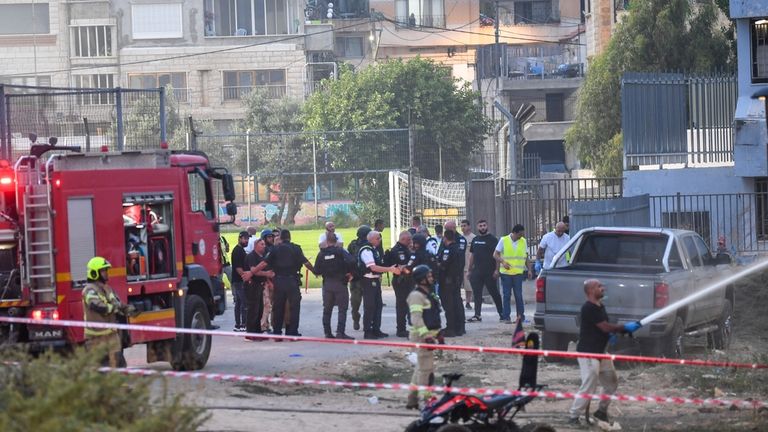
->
xmin=244 ymin=226 xmax=258 ymax=253
xmin=358 ymin=230 xmax=400 ymax=339
xmin=537 ymin=222 xmax=570 ymax=270
xmin=460 ymin=219 xmax=475 ymax=310
xmin=319 ymin=221 xmax=343 ymax=249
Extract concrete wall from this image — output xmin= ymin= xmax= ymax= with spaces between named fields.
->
xmin=624 ymin=166 xmax=755 ymax=197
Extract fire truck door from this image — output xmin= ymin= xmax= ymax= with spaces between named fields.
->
xmin=186 ymin=170 xmax=219 ymax=276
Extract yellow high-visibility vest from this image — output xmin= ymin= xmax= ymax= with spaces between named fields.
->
xmin=500 ymin=236 xmax=527 ymax=275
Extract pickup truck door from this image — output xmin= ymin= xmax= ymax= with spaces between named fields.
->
xmin=680 ymin=235 xmax=705 ymax=325
xmin=692 ymin=235 xmax=723 ymax=321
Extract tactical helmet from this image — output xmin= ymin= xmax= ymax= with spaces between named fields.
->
xmin=87 ymin=256 xmax=112 ymax=281
xmin=412 ymin=264 xmax=432 ymax=284
xmin=356 ymin=225 xmax=372 ymax=240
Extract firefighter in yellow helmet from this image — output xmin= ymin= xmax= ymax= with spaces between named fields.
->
xmin=82 ymin=257 xmax=137 ymax=367
xmin=406 ymin=264 xmax=443 ymax=409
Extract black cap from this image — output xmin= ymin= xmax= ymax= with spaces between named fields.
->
xmin=239 ymin=230 xmax=250 ymax=238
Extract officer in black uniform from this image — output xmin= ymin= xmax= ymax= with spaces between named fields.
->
xmin=384 ymin=230 xmax=413 ymax=338
xmin=266 ymin=229 xmax=315 ymax=338
xmin=443 ymin=220 xmax=467 ymax=335
xmin=358 ymin=230 xmax=401 ymax=339
xmin=437 ymin=230 xmax=464 ymax=337
xmin=314 ymin=232 xmax=354 ymax=340
xmin=406 ymin=234 xmax=438 ymax=276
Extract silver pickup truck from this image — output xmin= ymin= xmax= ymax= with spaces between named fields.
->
xmin=533 ymin=227 xmax=734 ymax=357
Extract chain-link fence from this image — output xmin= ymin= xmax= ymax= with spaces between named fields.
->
xmin=0 ymin=85 xmax=165 ymax=160
xmin=194 ymin=129 xmax=411 ymax=225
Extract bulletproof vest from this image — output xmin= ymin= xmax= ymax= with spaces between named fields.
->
xmin=319 ymin=246 xmax=347 ymax=280
xmin=419 ymin=287 xmax=442 ymax=330
xmin=357 ymin=244 xmax=382 ymax=277
xmin=272 ymin=243 xmax=301 ymax=276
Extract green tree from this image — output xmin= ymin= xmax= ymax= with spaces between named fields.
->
xmin=237 ymin=88 xmax=308 ymax=225
xmin=303 ymin=58 xmax=492 ymax=220
xmin=565 ymin=0 xmax=734 ymax=177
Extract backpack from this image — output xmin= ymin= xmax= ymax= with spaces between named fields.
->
xmin=347 ymin=239 xmax=363 ymax=280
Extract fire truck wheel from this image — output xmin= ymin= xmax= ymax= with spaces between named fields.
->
xmin=172 ymin=294 xmax=212 ymax=371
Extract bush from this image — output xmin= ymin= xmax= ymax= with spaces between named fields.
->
xmin=0 ymin=347 xmax=207 ymax=432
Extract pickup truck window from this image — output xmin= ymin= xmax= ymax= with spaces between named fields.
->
xmin=693 ymin=235 xmax=713 ymax=265
xmin=574 ymin=233 xmax=668 ymax=267
xmin=683 ymin=236 xmax=703 ymax=267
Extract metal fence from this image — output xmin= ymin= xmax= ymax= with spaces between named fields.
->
xmin=622 ymin=72 xmax=737 ymax=168
xmin=476 ymin=43 xmax=583 ymax=80
xmin=649 ymin=193 xmax=768 ymax=254
xmin=0 ymin=85 xmax=165 ymax=160
xmin=498 ymin=177 xmax=624 ymax=250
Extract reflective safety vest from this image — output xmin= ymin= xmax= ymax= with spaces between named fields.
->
xmin=82 ymin=281 xmax=120 ymax=337
xmin=500 ymin=235 xmax=528 ymax=275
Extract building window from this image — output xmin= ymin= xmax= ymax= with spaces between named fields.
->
xmin=752 ymin=19 xmax=768 ymax=84
xmin=394 ymin=0 xmax=446 ymax=28
xmin=0 ymin=3 xmax=50 ymax=35
xmin=129 ymin=72 xmax=188 ymax=102
xmin=335 ymin=36 xmax=364 ymax=58
xmin=73 ymin=74 xmax=115 ymax=105
xmin=514 ymin=1 xmax=553 ymax=24
xmin=132 ymin=4 xmax=183 ymax=39
xmin=545 ymin=93 xmax=564 ymax=122
xmin=204 ymin=0 xmax=292 ymax=37
xmin=222 ymin=70 xmax=286 ymax=100
xmin=71 ymin=25 xmax=114 ymax=57
xmin=0 ymin=76 xmax=51 ymax=93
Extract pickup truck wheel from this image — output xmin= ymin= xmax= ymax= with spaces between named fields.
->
xmin=170 ymin=294 xmax=212 ymax=371
xmin=541 ymin=331 xmax=570 ymax=352
xmin=663 ymin=317 xmax=685 ymax=358
xmin=707 ymin=300 xmax=732 ymax=351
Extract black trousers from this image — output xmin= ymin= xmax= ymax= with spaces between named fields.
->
xmin=322 ymin=278 xmax=349 ymax=334
xmin=392 ymin=276 xmax=412 ymax=333
xmin=361 ymin=277 xmax=382 ymax=333
xmin=440 ymin=278 xmax=465 ymax=335
xmin=272 ymin=275 xmax=302 ymax=335
xmin=470 ymin=272 xmax=503 ymax=319
xmin=244 ymin=282 xmax=264 ymax=334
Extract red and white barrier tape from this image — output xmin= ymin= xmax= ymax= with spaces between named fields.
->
xmin=2 ymin=315 xmax=766 ymax=370
xmin=102 ymin=366 xmax=768 ymax=410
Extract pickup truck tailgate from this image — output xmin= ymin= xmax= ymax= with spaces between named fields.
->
xmin=541 ymin=270 xmax=658 ymax=332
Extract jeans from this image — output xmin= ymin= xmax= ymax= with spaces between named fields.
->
xmin=469 ymin=272 xmax=503 ymax=318
xmin=232 ymin=281 xmax=247 ymax=327
xmin=499 ymin=274 xmax=525 ymax=320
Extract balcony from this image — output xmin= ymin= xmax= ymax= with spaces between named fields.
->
xmin=222 ymin=85 xmax=286 ymax=101
xmin=394 ymin=14 xmax=446 ymax=29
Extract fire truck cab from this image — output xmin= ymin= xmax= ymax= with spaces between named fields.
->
xmin=0 ymin=146 xmax=236 ymax=371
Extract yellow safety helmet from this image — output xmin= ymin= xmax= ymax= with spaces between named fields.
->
xmin=87 ymin=256 xmax=112 ymax=281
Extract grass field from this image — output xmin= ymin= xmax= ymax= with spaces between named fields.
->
xmin=222 ymin=228 xmax=392 ymax=288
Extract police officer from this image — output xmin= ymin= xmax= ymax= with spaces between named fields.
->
xmin=406 ymin=264 xmax=442 ymax=410
xmin=244 ymin=238 xmax=274 ymax=340
xmin=406 ymin=234 xmax=438 ymax=275
xmin=384 ymin=230 xmax=413 ymax=338
xmin=266 ymin=229 xmax=315 ymax=338
xmin=443 ymin=220 xmax=467 ymax=335
xmin=358 ymin=230 xmax=400 ymax=339
xmin=82 ymin=257 xmax=137 ymax=367
xmin=347 ymin=225 xmax=371 ymax=331
xmin=314 ymin=232 xmax=354 ymax=340
xmin=437 ymin=230 xmax=464 ymax=337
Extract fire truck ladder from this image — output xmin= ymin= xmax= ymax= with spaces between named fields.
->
xmin=15 ymin=156 xmax=55 ymax=305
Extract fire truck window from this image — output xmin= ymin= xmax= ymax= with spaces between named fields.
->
xmin=124 ymin=201 xmax=175 ymax=281
xmin=188 ymin=171 xmax=214 ymax=219
xmin=148 ymin=202 xmax=174 ymax=279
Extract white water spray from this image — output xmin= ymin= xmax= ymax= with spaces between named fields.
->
xmin=640 ymin=258 xmax=768 ymax=326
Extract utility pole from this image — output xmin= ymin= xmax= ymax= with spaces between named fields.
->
xmin=494 ymin=0 xmax=500 ymax=95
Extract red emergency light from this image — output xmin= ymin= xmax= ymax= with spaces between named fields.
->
xmin=0 ymin=177 xmax=12 ymax=185
xmin=32 ymin=310 xmax=42 ymax=320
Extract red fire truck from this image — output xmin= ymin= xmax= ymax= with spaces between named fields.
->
xmin=0 ymin=143 xmax=236 ymax=370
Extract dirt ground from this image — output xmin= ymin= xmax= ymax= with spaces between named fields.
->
xmin=169 ymin=282 xmax=768 ymax=432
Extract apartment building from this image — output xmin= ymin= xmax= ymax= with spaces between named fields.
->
xmin=0 ymin=0 xmax=308 ymax=130
xmin=583 ymin=0 xmax=629 ymax=60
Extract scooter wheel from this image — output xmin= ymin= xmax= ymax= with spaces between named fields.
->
xmin=520 ymin=423 xmax=555 ymax=432
xmin=435 ymin=425 xmax=472 ymax=432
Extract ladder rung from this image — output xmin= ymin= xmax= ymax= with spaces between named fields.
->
xmin=28 ymin=251 xmax=51 ymax=255
xmin=31 ymin=289 xmax=55 ymax=293
xmin=29 ymin=242 xmax=50 ymax=246
xmin=28 ymin=194 xmax=47 ymax=199
xmin=25 ymin=203 xmax=48 ymax=208
xmin=29 ymin=265 xmax=50 ymax=270
xmin=28 ymin=218 xmax=49 ymax=222
xmin=27 ymin=227 xmax=50 ymax=231
xmin=29 ymin=274 xmax=52 ymax=278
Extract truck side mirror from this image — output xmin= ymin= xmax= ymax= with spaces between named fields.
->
xmin=222 ymin=174 xmax=236 ymax=202
xmin=225 ymin=202 xmax=237 ymax=217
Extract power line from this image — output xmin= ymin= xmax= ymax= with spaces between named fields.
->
xmin=1 ymin=21 xmax=364 ymax=79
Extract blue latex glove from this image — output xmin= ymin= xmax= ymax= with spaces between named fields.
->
xmin=608 ymin=333 xmax=617 ymax=347
xmin=623 ymin=321 xmax=642 ymax=334
xmin=534 ymin=260 xmax=542 ymax=275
